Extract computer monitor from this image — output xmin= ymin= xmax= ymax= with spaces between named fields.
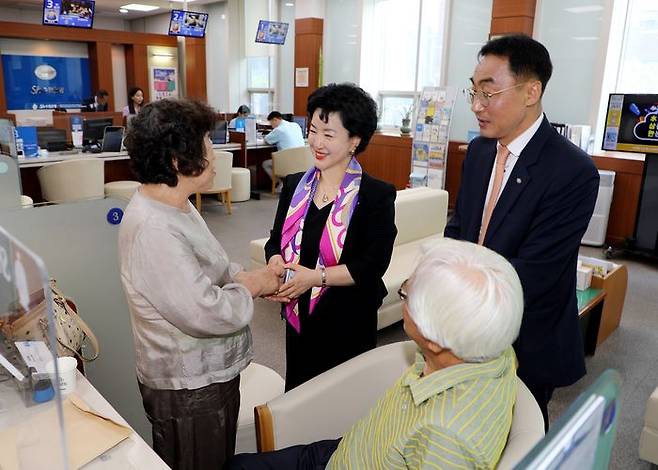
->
xmin=210 ymin=120 xmax=228 ymax=144
xmin=82 ymin=117 xmax=113 ymax=147
xmin=255 ymin=20 xmax=289 ymax=45
xmin=100 ymin=126 xmax=124 ymax=153
xmin=36 ymin=127 xmax=68 ymax=151
xmin=602 ymin=93 xmax=658 ymax=154
xmin=293 ymin=115 xmax=308 ymax=138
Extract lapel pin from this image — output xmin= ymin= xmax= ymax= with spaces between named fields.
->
xmin=516 ymin=178 xmax=522 ymax=184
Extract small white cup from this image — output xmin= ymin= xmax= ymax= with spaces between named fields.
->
xmin=46 ymin=357 xmax=78 ymax=396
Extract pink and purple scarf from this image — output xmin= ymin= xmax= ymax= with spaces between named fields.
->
xmin=280 ymin=158 xmax=362 ymax=333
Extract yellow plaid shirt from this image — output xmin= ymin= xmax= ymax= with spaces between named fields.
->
xmin=326 ymin=347 xmax=517 ymax=469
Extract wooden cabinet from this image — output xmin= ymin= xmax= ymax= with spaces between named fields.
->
xmin=358 ymin=132 xmax=412 ymax=190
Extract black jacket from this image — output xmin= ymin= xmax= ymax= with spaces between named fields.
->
xmin=445 ymin=116 xmax=600 ymax=387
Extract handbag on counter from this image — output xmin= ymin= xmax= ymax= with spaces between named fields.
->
xmin=0 ymin=280 xmax=100 ymax=361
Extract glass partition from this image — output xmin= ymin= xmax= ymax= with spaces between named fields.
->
xmin=0 ymin=225 xmax=68 ymax=469
xmin=0 ymin=155 xmax=22 ymax=210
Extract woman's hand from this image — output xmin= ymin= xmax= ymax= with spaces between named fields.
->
xmin=276 ymin=263 xmax=321 ymax=300
xmin=235 ymin=267 xmax=280 ymax=298
xmin=267 ymin=255 xmax=286 ymax=278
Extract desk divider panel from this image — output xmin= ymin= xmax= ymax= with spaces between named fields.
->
xmin=0 ymin=155 xmax=22 ymax=209
xmin=0 ymin=197 xmax=151 ymax=442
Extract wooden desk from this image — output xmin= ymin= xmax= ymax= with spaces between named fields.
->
xmin=577 ymin=288 xmax=606 ymax=356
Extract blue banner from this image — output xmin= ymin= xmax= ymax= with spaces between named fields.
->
xmin=2 ymin=55 xmax=91 ymax=110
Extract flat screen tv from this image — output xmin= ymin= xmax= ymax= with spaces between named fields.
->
xmin=168 ymin=9 xmax=208 ymax=38
xmin=43 ymin=0 xmax=95 ymax=29
xmin=255 ymin=20 xmax=289 ymax=45
xmin=602 ymin=93 xmax=658 ymax=154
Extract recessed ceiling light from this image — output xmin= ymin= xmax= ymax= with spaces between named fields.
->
xmin=169 ymin=0 xmax=196 ymax=2
xmin=285 ymin=2 xmax=294 ymax=6
xmin=572 ymin=36 xmax=600 ymax=41
xmin=119 ymin=8 xmax=129 ymax=13
xmin=564 ymin=6 xmax=604 ymax=14
xmin=120 ymin=4 xmax=160 ymax=12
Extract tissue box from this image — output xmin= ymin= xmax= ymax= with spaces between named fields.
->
xmin=577 ymin=265 xmax=593 ymax=291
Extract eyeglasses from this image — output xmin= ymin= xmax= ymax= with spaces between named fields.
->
xmin=463 ymin=82 xmax=526 ymax=107
xmin=397 ymin=279 xmax=409 ymax=302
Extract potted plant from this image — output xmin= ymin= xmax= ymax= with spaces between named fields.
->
xmin=400 ymin=105 xmax=413 ymax=135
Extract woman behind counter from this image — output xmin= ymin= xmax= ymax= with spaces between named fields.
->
xmin=119 ymin=98 xmax=280 ymax=469
xmin=122 ymin=86 xmax=144 ymax=117
xmin=265 ymin=83 xmax=398 ymax=391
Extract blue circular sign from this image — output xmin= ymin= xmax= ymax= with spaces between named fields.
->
xmin=0 ymin=162 xmax=8 ymax=174
xmin=107 ymin=208 xmax=124 ymax=225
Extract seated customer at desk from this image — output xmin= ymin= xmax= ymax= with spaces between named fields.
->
xmin=228 ymin=105 xmax=251 ymax=130
xmin=262 ymin=111 xmax=305 ymax=191
xmin=227 ymin=239 xmax=524 ymax=470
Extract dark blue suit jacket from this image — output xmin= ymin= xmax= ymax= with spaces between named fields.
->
xmin=445 ymin=116 xmax=599 ymax=388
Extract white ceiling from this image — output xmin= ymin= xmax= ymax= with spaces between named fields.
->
xmin=0 ymin=0 xmax=224 ymax=19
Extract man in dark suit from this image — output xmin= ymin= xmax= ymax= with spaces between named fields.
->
xmin=82 ymin=89 xmax=109 ymax=112
xmin=444 ymin=34 xmax=599 ymax=429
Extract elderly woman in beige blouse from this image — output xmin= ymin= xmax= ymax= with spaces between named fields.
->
xmin=119 ymin=99 xmax=281 ymax=470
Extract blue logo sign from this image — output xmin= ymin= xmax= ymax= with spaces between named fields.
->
xmin=106 ymin=208 xmax=124 ymax=225
xmin=2 ymin=55 xmax=91 ymax=110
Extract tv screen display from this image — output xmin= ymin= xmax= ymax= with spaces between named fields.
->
xmin=43 ymin=0 xmax=95 ymax=29
xmin=602 ymin=93 xmax=658 ymax=154
xmin=168 ymin=10 xmax=208 ymax=38
xmin=255 ymin=20 xmax=289 ymax=45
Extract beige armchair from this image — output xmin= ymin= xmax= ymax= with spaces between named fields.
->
xmin=37 ymin=158 xmax=105 ymax=203
xmin=270 ymin=146 xmax=314 ymax=193
xmin=195 ymin=150 xmax=233 ymax=213
xmin=254 ymin=341 xmax=544 ymax=469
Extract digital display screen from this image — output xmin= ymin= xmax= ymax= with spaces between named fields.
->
xmin=168 ymin=10 xmax=208 ymax=38
xmin=255 ymin=20 xmax=289 ymax=45
xmin=602 ymin=93 xmax=658 ymax=154
xmin=43 ymin=0 xmax=95 ymax=29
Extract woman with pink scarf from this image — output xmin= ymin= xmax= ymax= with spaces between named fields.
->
xmin=264 ymin=83 xmax=398 ymax=391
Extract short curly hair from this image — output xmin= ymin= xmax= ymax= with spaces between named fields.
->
xmin=307 ymin=83 xmax=377 ymax=156
xmin=124 ymin=99 xmax=217 ymax=186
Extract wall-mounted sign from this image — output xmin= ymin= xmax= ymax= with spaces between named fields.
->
xmin=150 ymin=67 xmax=178 ymax=101
xmin=1 ymin=54 xmax=90 ymax=110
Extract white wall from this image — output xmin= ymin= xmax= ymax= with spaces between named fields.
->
xmin=296 ymin=0 xmax=325 ymax=18
xmin=129 ymin=12 xmax=172 ymax=35
xmin=112 ymin=45 xmax=128 ymax=111
xmin=277 ymin=0 xmax=296 ymax=113
xmin=323 ymin=0 xmax=361 ymax=86
xmin=534 ymin=0 xmax=611 ymax=132
xmin=444 ymin=0 xmax=492 ymax=141
xmin=205 ymin=2 xmax=230 ymax=112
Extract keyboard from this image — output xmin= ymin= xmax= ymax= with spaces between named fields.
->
xmin=58 ymin=149 xmax=80 ymax=156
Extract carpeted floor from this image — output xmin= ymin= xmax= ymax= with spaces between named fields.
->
xmin=199 ymin=193 xmax=658 ymax=470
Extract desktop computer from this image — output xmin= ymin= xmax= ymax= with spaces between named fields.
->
xmin=83 ymin=117 xmax=114 ymax=152
xmin=210 ymin=120 xmax=228 ymax=144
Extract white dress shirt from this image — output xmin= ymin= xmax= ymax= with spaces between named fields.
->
xmin=481 ymin=113 xmax=544 ymax=224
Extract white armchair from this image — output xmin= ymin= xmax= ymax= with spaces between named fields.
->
xmin=37 ymin=158 xmax=105 ymax=203
xmin=195 ymin=150 xmax=233 ymax=213
xmin=254 ymin=341 xmax=544 ymax=469
xmin=270 ymin=146 xmax=314 ymax=193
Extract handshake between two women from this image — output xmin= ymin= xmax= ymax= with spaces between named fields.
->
xmin=234 ymin=254 xmax=319 ymax=303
